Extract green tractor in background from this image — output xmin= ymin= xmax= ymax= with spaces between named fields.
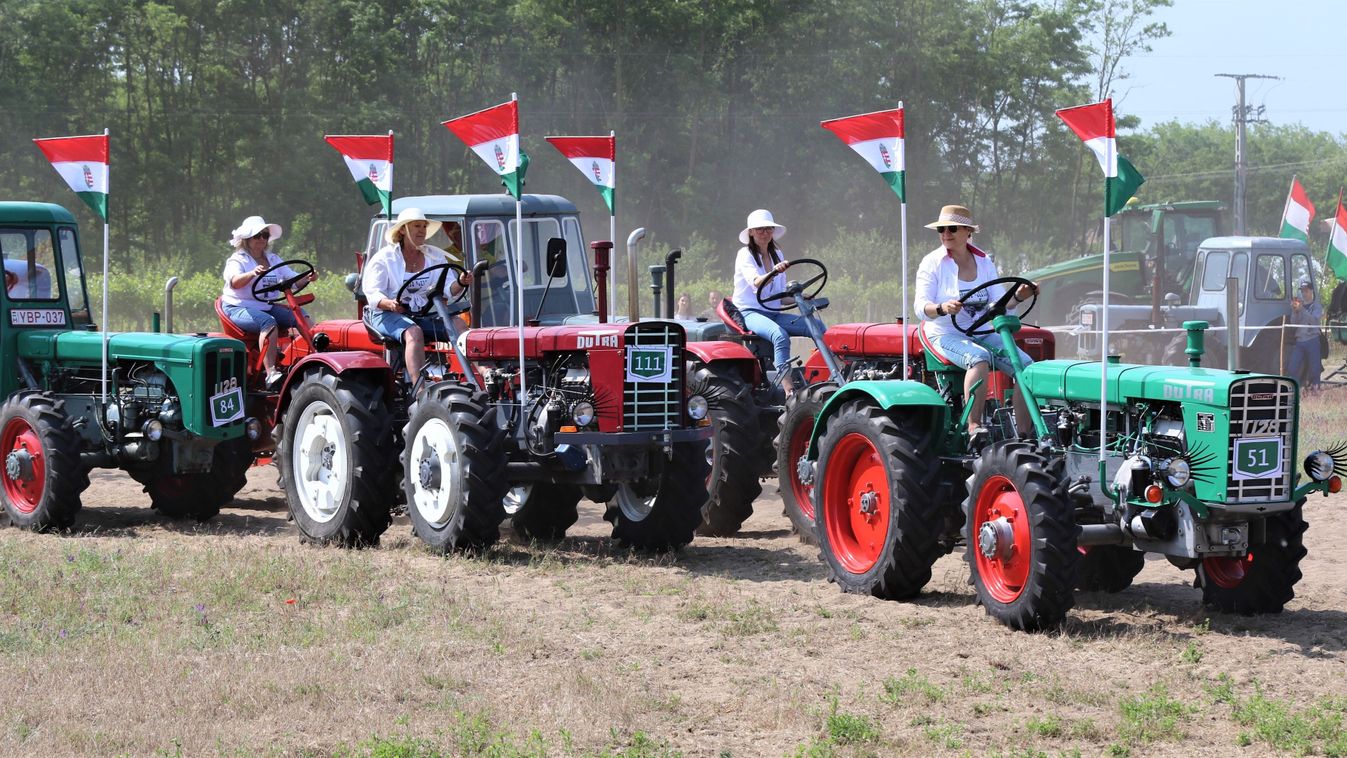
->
xmin=804 ymin=275 xmax=1340 ymax=630
xmin=0 ymin=202 xmax=256 ymax=530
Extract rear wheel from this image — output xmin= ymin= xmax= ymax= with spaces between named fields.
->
xmin=132 ymin=436 xmax=254 ymax=522
xmin=1198 ymin=503 xmax=1306 ymax=614
xmin=1075 ymin=545 xmax=1146 ymax=592
xmin=505 ymin=483 xmax=581 ymax=542
xmin=0 ymin=393 xmax=87 ymax=530
xmin=605 ymin=441 xmax=709 ymax=551
xmin=814 ymin=399 xmax=941 ymax=599
xmin=693 ymin=363 xmax=766 ymax=537
xmin=775 ymin=381 xmax=837 ymax=544
xmin=279 ymin=368 xmax=398 ymax=546
xmin=964 ymin=442 xmax=1078 ymax=630
xmin=402 ymin=381 xmax=507 ymax=553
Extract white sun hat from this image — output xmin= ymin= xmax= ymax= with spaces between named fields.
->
xmin=385 ymin=207 xmax=443 ymax=245
xmin=738 ymin=208 xmax=787 ymax=245
xmin=229 ymin=215 xmax=283 ymax=248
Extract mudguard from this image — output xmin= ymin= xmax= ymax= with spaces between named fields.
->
xmin=807 ymin=380 xmax=949 ymax=458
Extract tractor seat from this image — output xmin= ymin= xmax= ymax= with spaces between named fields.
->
xmin=917 ymin=321 xmax=964 ymax=373
xmin=215 ymin=297 xmax=249 ymax=342
xmin=716 ymin=298 xmax=776 ymax=369
xmin=361 ymin=308 xmax=403 ymax=350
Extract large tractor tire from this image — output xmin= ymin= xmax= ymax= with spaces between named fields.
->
xmin=964 ymin=441 xmax=1079 ymax=631
xmin=693 ymin=363 xmax=767 ymax=537
xmin=0 ymin=392 xmax=87 ymax=530
xmin=505 ymin=483 xmax=582 ymax=542
xmin=775 ymin=381 xmax=838 ymax=544
xmin=1197 ymin=503 xmax=1307 ymax=614
xmin=278 ymin=368 xmax=398 ymax=546
xmin=813 ymin=399 xmax=942 ymax=600
xmin=402 ymin=381 xmax=508 ymax=553
xmin=131 ymin=435 xmax=254 ymax=522
xmin=1075 ymin=545 xmax=1146 ymax=593
xmin=605 ymin=440 xmax=710 ymax=551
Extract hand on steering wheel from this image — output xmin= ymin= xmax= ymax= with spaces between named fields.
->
xmin=755 ymin=257 xmax=829 ymax=313
xmin=950 ymin=275 xmax=1038 ymax=336
xmin=251 ymin=259 xmax=316 ymax=304
xmin=395 ymin=262 xmax=468 ymax=317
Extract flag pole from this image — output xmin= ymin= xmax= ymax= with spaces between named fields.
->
xmin=387 ymin=129 xmax=394 ymax=221
xmin=101 ymin=127 xmax=110 ymax=408
xmin=897 ymin=103 xmax=908 ymax=376
xmin=610 ymin=130 xmax=617 ymax=322
xmin=1099 ymin=167 xmax=1112 ymax=466
xmin=512 ymin=93 xmax=526 ymax=404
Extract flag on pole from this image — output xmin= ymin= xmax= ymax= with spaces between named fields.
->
xmin=820 ymin=107 xmax=906 ymax=201
xmin=544 ymin=135 xmax=615 ymax=214
xmin=324 ymin=133 xmax=393 ymax=217
xmin=443 ymin=100 xmax=524 ymax=199
xmin=1279 ymin=176 xmax=1316 ymax=242
xmin=1327 ymin=190 xmax=1347 ymax=280
xmin=1055 ymin=99 xmax=1144 ymax=216
xmin=33 ymin=133 xmax=109 ymax=220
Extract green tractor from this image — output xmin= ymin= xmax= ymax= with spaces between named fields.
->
xmin=804 ymin=275 xmax=1340 ymax=630
xmin=0 ymin=202 xmax=255 ymax=529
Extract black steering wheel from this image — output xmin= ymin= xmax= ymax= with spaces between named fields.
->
xmin=396 ymin=262 xmax=468 ymax=317
xmin=950 ymin=275 xmax=1038 ymax=336
xmin=755 ymin=257 xmax=828 ymax=313
xmin=251 ymin=259 xmax=315 ymax=304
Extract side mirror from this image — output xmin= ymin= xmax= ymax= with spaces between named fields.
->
xmin=546 ymin=238 xmax=567 ymax=278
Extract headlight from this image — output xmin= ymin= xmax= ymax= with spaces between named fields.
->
xmin=1163 ymin=458 xmax=1190 ymax=488
xmin=246 ymin=417 xmax=263 ymax=440
xmin=141 ymin=419 xmax=163 ymax=441
xmin=687 ymin=394 xmax=709 ymax=421
xmin=571 ymin=401 xmax=596 ymax=427
xmin=1304 ymin=451 xmax=1335 ymax=482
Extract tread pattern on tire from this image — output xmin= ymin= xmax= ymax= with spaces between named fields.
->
xmin=0 ymin=392 xmax=88 ymax=531
xmin=605 ymin=440 xmax=710 ymax=551
xmin=692 ymin=363 xmax=768 ymax=537
xmin=774 ymin=381 xmax=837 ymax=544
xmin=1199 ymin=502 xmax=1307 ymax=615
xmin=509 ymin=483 xmax=582 ymax=542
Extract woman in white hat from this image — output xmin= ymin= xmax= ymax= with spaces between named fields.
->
xmin=730 ymin=208 xmax=811 ymax=392
xmin=362 ymin=207 xmax=472 ymax=385
xmin=220 ymin=215 xmax=315 ymax=389
xmin=913 ymin=204 xmax=1037 ymax=441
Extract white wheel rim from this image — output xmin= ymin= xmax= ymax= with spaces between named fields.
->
xmin=409 ymin=417 xmax=464 ymax=526
xmin=503 ymin=485 xmax=531 ymax=516
xmin=615 ymin=484 xmax=657 ymax=523
xmin=292 ymin=399 xmax=349 ymax=524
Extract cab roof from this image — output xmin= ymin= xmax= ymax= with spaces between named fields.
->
xmin=1197 ymin=236 xmax=1310 ymax=252
xmin=0 ymin=202 xmax=77 ymax=225
xmin=392 ymin=194 xmax=578 ymax=218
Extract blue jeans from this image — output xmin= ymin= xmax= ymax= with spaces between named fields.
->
xmin=741 ymin=308 xmax=811 ymax=368
xmin=1287 ymin=339 xmax=1322 ymax=389
xmin=222 ymin=303 xmax=301 ymax=335
xmin=927 ymin=331 xmax=1034 ymax=373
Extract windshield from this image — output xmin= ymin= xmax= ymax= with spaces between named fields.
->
xmin=0 ymin=227 xmax=60 ymax=301
xmin=468 ymin=216 xmax=594 ymax=326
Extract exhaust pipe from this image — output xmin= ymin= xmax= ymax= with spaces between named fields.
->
xmin=626 ymin=227 xmax=646 ymax=320
xmin=664 ymin=248 xmax=682 ymax=319
xmin=591 ymin=240 xmax=613 ymax=324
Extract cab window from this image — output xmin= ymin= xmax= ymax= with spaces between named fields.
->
xmin=1253 ymin=254 xmax=1285 ymax=300
xmin=1200 ymin=251 xmax=1229 ymax=291
xmin=0 ymin=227 xmax=59 ymax=301
xmin=58 ymin=227 xmax=89 ymax=321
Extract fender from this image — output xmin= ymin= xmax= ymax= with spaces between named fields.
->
xmin=687 ymin=340 xmax=762 ymax=385
xmin=807 ymin=380 xmax=948 ymax=458
xmin=274 ymin=351 xmax=394 ymax=419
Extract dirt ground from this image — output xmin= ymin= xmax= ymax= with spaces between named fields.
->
xmin=2 ymin=466 xmax=1346 ymax=756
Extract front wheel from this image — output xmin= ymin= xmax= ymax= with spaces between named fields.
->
xmin=814 ymin=399 xmax=941 ymax=599
xmin=132 ymin=436 xmax=254 ymax=522
xmin=505 ymin=483 xmax=581 ymax=542
xmin=693 ymin=363 xmax=767 ymax=537
xmin=964 ymin=442 xmax=1078 ymax=630
xmin=1075 ymin=545 xmax=1146 ymax=592
xmin=605 ymin=441 xmax=710 ymax=550
xmin=1198 ymin=504 xmax=1306 ymax=614
xmin=402 ymin=381 xmax=508 ymax=553
xmin=775 ymin=381 xmax=837 ymax=543
xmin=0 ymin=393 xmax=87 ymax=530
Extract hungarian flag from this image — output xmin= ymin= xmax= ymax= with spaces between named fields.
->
xmin=1055 ymin=99 xmax=1144 ymax=216
xmin=820 ymin=107 xmax=906 ymax=201
xmin=545 ymin=135 xmax=615 ymax=214
xmin=1279 ymin=176 xmax=1315 ymax=242
xmin=33 ymin=133 xmax=108 ymax=221
xmin=443 ymin=100 xmax=524 ymax=199
xmin=1327 ymin=191 xmax=1347 ymax=279
xmin=324 ymin=134 xmax=393 ymax=216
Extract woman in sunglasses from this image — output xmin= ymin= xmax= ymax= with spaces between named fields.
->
xmin=914 ymin=204 xmax=1037 ymax=443
xmin=220 ymin=215 xmax=314 ymax=389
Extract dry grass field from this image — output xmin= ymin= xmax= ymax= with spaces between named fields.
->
xmin=1 ymin=391 xmax=1346 ymax=756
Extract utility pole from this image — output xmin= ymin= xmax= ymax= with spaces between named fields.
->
xmin=1216 ymin=73 xmax=1279 ymax=234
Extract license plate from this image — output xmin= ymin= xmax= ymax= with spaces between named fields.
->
xmin=9 ymin=309 xmax=66 ymax=327
xmin=209 ymin=387 xmax=245 ymax=427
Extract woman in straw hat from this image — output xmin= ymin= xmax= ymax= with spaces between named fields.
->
xmin=220 ymin=215 xmax=316 ymax=390
xmin=730 ymin=208 xmax=811 ymax=393
xmin=913 ymin=204 xmax=1038 ymax=442
xmin=362 ymin=207 xmax=471 ymax=386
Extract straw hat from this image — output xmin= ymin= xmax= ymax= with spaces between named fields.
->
xmin=738 ymin=209 xmax=787 ymax=245
xmin=385 ymin=207 xmax=443 ymax=245
xmin=923 ymin=204 xmax=980 ymax=233
xmin=229 ymin=215 xmax=283 ymax=248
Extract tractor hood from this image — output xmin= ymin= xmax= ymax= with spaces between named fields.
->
xmin=19 ymin=329 xmax=245 ymax=365
xmin=824 ymin=323 xmax=1056 ymax=362
xmin=464 ymin=322 xmax=685 ymax=361
xmin=1020 ymin=358 xmax=1253 ymax=406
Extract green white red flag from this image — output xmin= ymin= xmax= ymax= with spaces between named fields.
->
xmin=820 ymin=107 xmax=906 ymax=201
xmin=1279 ymin=176 xmax=1315 ymax=242
xmin=1055 ymin=99 xmax=1144 ymax=216
xmin=443 ymin=100 xmax=524 ymax=199
xmin=324 ymin=133 xmax=393 ymax=217
xmin=545 ymin=135 xmax=615 ymax=214
xmin=33 ymin=133 xmax=108 ymax=221
xmin=1326 ymin=190 xmax=1347 ymax=279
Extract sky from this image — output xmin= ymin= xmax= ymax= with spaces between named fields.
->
xmin=1115 ymin=0 xmax=1347 ymax=137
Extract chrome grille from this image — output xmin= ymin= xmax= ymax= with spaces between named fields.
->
xmin=1226 ymin=377 xmax=1294 ymax=502
xmin=623 ymin=322 xmax=684 ymax=431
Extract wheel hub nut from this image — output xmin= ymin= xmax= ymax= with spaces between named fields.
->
xmin=795 ymin=457 xmax=814 ymax=487
xmin=321 ymin=444 xmax=334 ymax=470
xmin=5 ymin=450 xmax=32 ymax=481
xmin=418 ymin=455 xmax=441 ymax=490
xmin=858 ymin=491 xmax=878 ymax=515
xmin=977 ymin=518 xmax=1015 ymax=560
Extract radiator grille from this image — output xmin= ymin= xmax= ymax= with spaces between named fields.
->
xmin=623 ymin=322 xmax=684 ymax=431
xmin=1226 ymin=377 xmax=1294 ymax=502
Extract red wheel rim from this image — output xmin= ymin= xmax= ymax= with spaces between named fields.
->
xmin=1 ymin=416 xmax=46 ymax=514
xmin=787 ymin=415 xmax=816 ymax=521
xmin=821 ymin=432 xmax=889 ymax=574
xmin=1202 ymin=554 xmax=1252 ymax=589
xmin=972 ymin=474 xmax=1032 ymax=603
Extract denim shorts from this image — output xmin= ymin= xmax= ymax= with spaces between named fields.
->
xmin=363 ymin=308 xmax=449 ymax=343
xmin=927 ymin=331 xmax=1034 ymax=373
xmin=222 ymin=303 xmax=300 ymax=334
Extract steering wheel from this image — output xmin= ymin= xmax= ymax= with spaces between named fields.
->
xmin=950 ymin=275 xmax=1038 ymax=336
xmin=251 ymin=259 xmax=315 ymax=304
xmin=755 ymin=257 xmax=828 ymax=313
xmin=395 ymin=262 xmax=468 ymax=317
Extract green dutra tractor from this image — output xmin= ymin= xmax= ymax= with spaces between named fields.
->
xmin=0 ymin=202 xmax=256 ymax=530
xmin=803 ymin=275 xmax=1340 ymax=631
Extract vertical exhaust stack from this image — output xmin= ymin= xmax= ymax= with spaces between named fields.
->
xmin=591 ymin=240 xmax=613 ymax=324
xmin=626 ymin=227 xmax=646 ymax=320
xmin=664 ymin=248 xmax=682 ymax=319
